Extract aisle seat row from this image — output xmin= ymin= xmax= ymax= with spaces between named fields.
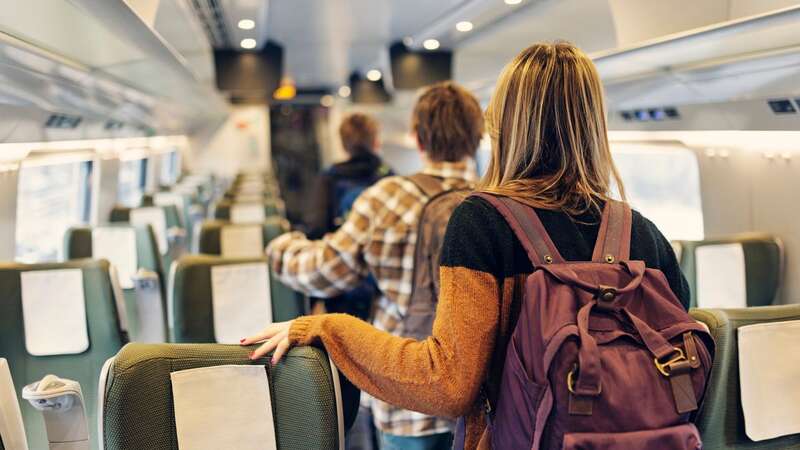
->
xmin=0 ymin=171 xmax=313 ymax=449
xmin=3 ymin=299 xmax=800 ymax=448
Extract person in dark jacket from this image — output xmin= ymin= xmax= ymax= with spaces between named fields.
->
xmin=306 ymin=113 xmax=393 ymax=240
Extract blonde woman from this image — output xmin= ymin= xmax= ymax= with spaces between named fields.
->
xmin=243 ymin=42 xmax=688 ymax=449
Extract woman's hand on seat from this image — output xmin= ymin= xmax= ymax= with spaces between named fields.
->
xmin=240 ymin=321 xmax=294 ymax=364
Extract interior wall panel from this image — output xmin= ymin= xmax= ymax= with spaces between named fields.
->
xmin=750 ymin=154 xmax=800 ymax=304
xmin=0 ymin=166 xmax=19 ymax=260
xmin=93 ymin=157 xmax=120 ymax=225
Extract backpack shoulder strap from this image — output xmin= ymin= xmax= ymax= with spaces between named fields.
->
xmin=472 ymin=192 xmax=565 ymax=267
xmin=591 ymin=200 xmax=633 ymax=263
xmin=407 ymin=173 xmax=445 ymax=198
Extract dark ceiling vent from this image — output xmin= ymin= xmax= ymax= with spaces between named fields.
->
xmin=189 ymin=0 xmax=231 ymax=48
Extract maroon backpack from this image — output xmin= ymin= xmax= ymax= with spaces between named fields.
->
xmin=471 ymin=193 xmax=714 ymax=450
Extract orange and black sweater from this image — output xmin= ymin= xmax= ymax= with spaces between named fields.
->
xmin=289 ymin=196 xmax=688 ymax=449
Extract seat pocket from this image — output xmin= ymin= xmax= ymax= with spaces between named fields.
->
xmin=562 ymin=423 xmax=702 ymax=450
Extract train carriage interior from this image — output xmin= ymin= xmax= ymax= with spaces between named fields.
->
xmin=1 ymin=0 xmax=800 ymax=449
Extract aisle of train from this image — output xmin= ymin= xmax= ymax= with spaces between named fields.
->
xmin=1 ymin=164 xmax=799 ymax=449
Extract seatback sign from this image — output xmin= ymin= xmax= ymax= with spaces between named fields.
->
xmin=20 ymin=269 xmax=89 ymax=356
xmin=210 ymin=263 xmax=272 ymax=344
xmin=171 ymin=365 xmax=277 ymax=450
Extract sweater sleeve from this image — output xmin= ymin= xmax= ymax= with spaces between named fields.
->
xmin=288 ymin=200 xmax=502 ymax=418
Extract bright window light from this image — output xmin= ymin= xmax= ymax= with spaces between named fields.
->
xmin=16 ymin=160 xmax=93 ymax=262
xmin=456 ymin=21 xmax=473 ymax=32
xmin=338 ymin=85 xmax=351 ymax=98
xmin=611 ymin=143 xmax=704 ymax=240
xmin=238 ymin=19 xmax=255 ymax=30
xmin=366 ymin=69 xmax=382 ymax=82
xmin=423 ymin=39 xmax=440 ymax=50
xmin=504 ymin=0 xmax=522 ymax=4
xmin=240 ymin=38 xmax=257 ymax=49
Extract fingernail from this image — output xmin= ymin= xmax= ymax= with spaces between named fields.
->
xmin=271 ymin=357 xmax=277 ymax=365
xmin=239 ymin=338 xmax=245 ymax=344
xmin=248 ymin=352 xmax=255 ymax=360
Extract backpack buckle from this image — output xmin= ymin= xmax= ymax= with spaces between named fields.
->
xmin=567 ymin=365 xmax=602 ymax=396
xmin=654 ymin=347 xmax=687 ymax=377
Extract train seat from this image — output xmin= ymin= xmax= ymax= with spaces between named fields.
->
xmin=691 ymin=304 xmax=800 ymax=448
xmin=0 ymin=358 xmax=28 ymax=450
xmin=674 ymin=234 xmax=782 ymax=308
xmin=169 ymin=255 xmax=304 ymax=343
xmin=0 ymin=260 xmax=126 ymax=450
xmin=65 ymin=225 xmax=168 ymax=343
xmin=98 ymin=343 xmax=357 ymax=450
xmin=197 ymin=218 xmax=289 ymax=258
xmin=213 ymin=198 xmax=286 ymax=223
xmin=110 ymin=204 xmax=187 ymax=274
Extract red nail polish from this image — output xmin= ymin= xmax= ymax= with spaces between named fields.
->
xmin=248 ymin=352 xmax=254 ymax=360
xmin=239 ymin=338 xmax=245 ymax=344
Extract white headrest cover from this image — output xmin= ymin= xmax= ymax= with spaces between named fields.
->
xmin=220 ymin=225 xmax=264 ymax=258
xmin=21 ymin=269 xmax=88 ymax=356
xmin=210 ymin=263 xmax=272 ymax=344
xmin=230 ymin=203 xmax=266 ymax=224
xmin=738 ymin=320 xmax=800 ymax=441
xmin=695 ymin=243 xmax=746 ymax=308
xmin=171 ymin=365 xmax=277 ymax=450
xmin=130 ymin=207 xmax=168 ymax=254
xmin=92 ymin=227 xmax=137 ymax=289
xmin=0 ymin=359 xmax=29 ymax=450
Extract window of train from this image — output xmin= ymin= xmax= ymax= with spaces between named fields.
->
xmin=117 ymin=157 xmax=147 ymax=207
xmin=15 ymin=160 xmax=93 ymax=263
xmin=611 ymin=144 xmax=704 ymax=240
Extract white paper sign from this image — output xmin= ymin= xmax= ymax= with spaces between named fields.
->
xmin=211 ymin=263 xmax=272 ymax=344
xmin=130 ymin=207 xmax=168 ymax=255
xmin=171 ymin=365 xmax=277 ymax=450
xmin=695 ymin=243 xmax=747 ymax=308
xmin=220 ymin=225 xmax=264 ymax=258
xmin=92 ymin=227 xmax=137 ymax=289
xmin=20 ymin=269 xmax=88 ymax=356
xmin=230 ymin=203 xmax=266 ymax=224
xmin=739 ymin=320 xmax=800 ymax=441
xmin=154 ymin=192 xmax=186 ymax=216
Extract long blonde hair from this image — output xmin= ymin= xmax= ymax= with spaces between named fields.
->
xmin=480 ymin=42 xmax=625 ymax=215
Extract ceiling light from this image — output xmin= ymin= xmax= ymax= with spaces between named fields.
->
xmin=456 ymin=21 xmax=473 ymax=32
xmin=366 ymin=69 xmax=382 ymax=82
xmin=240 ymin=38 xmax=257 ymax=49
xmin=320 ymin=95 xmax=334 ymax=107
xmin=423 ymin=39 xmax=440 ymax=50
xmin=338 ymin=85 xmax=351 ymax=98
xmin=238 ymin=19 xmax=255 ymax=30
xmin=504 ymin=0 xmax=522 ymax=4
xmin=273 ymin=77 xmax=296 ymax=100
xmin=402 ymin=36 xmax=414 ymax=46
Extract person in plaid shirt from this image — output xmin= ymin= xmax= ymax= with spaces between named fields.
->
xmin=265 ymin=81 xmax=484 ymax=450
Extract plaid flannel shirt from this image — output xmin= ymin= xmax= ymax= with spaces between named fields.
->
xmin=268 ymin=159 xmax=478 ymax=436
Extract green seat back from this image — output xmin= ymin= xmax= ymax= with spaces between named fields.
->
xmin=101 ymin=343 xmax=356 ymax=450
xmin=169 ymin=255 xmax=305 ymax=343
xmin=0 ymin=259 xmax=126 ymax=450
xmin=213 ymin=199 xmax=284 ymax=221
xmin=64 ymin=225 xmax=164 ymax=281
xmin=691 ymin=305 xmax=800 ymax=448
xmin=197 ymin=218 xmax=289 ymax=255
xmin=64 ymin=225 xmax=167 ymax=343
xmin=675 ymin=234 xmax=783 ymax=308
xmin=110 ymin=205 xmax=183 ymax=231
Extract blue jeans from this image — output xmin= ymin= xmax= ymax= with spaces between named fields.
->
xmin=378 ymin=431 xmax=453 ymax=450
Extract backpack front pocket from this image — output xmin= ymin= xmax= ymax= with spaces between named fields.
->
xmin=562 ymin=423 xmax=702 ymax=450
